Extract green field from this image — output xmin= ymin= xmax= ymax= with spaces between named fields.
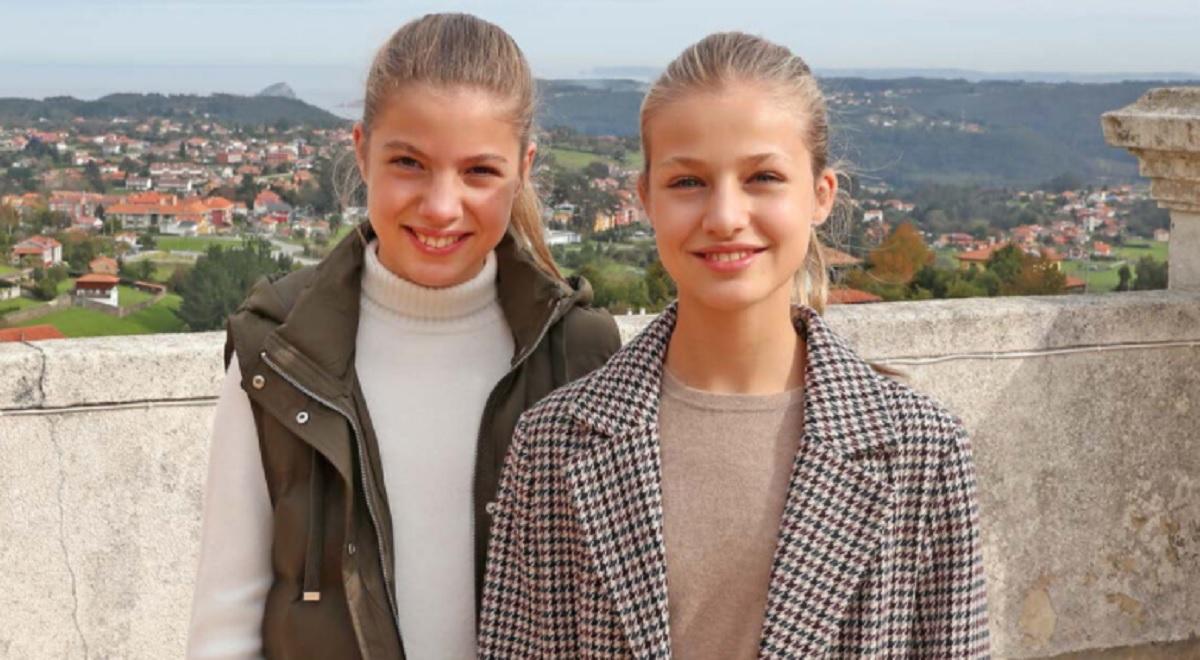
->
xmin=14 ymin=293 xmax=185 ymax=337
xmin=1113 ymin=242 xmax=1168 ymax=262
xmin=546 ymin=147 xmax=642 ymax=172
xmin=1059 ymin=242 xmax=1169 ymax=293
xmin=0 ymin=296 xmax=43 ymax=315
xmin=0 ymin=264 xmax=18 ymax=276
xmin=118 ymin=285 xmax=155 ymax=308
xmin=1061 ymin=261 xmax=1122 ymax=292
xmin=157 ymin=236 xmax=243 ymax=252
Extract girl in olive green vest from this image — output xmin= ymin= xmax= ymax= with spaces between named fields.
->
xmin=188 ymin=14 xmax=619 ymax=659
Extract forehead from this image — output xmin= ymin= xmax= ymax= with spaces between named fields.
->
xmin=368 ymin=84 xmax=521 ymax=154
xmin=644 ymin=82 xmax=810 ymax=164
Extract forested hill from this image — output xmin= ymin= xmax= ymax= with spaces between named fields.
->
xmin=0 ymin=93 xmax=346 ymax=128
xmin=537 ymin=77 xmax=1197 ymax=187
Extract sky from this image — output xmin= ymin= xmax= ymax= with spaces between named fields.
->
xmin=1 ymin=0 xmax=1198 ymax=106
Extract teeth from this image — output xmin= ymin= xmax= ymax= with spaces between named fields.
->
xmin=706 ymin=251 xmax=750 ymax=262
xmin=415 ymin=232 xmax=458 ymax=249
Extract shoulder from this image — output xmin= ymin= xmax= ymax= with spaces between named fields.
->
xmin=224 ymin=264 xmax=319 ymax=366
xmin=877 ymin=374 xmax=970 ymax=456
xmin=560 ymin=303 xmax=620 ymax=348
xmin=512 ymin=368 xmax=599 ymax=450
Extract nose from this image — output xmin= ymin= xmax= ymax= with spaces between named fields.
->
xmin=701 ymin=178 xmax=748 ymax=238
xmin=418 ymin=173 xmax=462 ymax=226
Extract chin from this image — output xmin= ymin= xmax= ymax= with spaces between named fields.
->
xmin=679 ymin=277 xmax=796 ymax=315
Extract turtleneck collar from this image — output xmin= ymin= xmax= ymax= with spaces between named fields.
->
xmin=361 ymin=239 xmax=499 ymax=323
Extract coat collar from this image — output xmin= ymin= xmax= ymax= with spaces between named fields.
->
xmin=267 ymin=223 xmax=577 ymax=400
xmin=564 ymin=302 xmax=898 ymax=657
xmin=569 ymin=302 xmax=899 ymax=461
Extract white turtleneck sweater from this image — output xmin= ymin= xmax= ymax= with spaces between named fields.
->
xmin=187 ymin=243 xmax=514 ymax=659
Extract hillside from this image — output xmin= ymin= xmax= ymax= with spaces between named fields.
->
xmin=0 ymin=92 xmax=346 ymax=128
xmin=536 ymin=77 xmax=1197 ymax=187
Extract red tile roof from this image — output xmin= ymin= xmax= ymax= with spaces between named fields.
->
xmin=75 ymin=273 xmax=120 ymax=286
xmin=0 ymin=325 xmax=66 ymax=342
xmin=828 ymin=287 xmax=883 ymax=305
xmin=820 ymin=245 xmax=863 ymax=268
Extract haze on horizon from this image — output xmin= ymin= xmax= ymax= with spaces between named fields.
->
xmin=1 ymin=0 xmax=1197 ymax=106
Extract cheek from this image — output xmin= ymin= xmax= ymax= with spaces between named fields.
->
xmin=648 ymin=195 xmax=698 ymax=242
xmin=466 ymin=184 xmax=517 ymax=233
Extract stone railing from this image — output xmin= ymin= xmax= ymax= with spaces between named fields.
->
xmin=1 ymin=89 xmax=1198 ymax=659
xmin=3 ymin=292 xmax=1198 ymax=659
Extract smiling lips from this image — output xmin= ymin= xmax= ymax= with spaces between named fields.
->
xmin=693 ymin=245 xmax=768 ymax=271
xmin=406 ymin=226 xmax=470 ymax=255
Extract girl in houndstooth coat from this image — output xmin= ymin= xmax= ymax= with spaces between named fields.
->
xmin=479 ymin=32 xmax=990 ymax=659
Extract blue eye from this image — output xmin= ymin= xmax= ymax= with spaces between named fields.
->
xmin=467 ymin=165 xmax=502 ymax=177
xmin=750 ymin=171 xmax=783 ymax=184
xmin=391 ymin=156 xmax=422 ymax=169
xmin=668 ymin=176 xmax=703 ymax=189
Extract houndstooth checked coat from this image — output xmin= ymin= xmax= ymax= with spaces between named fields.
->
xmin=479 ymin=304 xmax=990 ymax=659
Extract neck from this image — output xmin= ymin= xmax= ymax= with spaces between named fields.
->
xmin=666 ymin=286 xmax=805 ymax=395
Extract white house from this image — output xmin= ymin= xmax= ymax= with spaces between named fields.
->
xmin=73 ymin=273 xmax=120 ymax=307
xmin=0 ymin=276 xmax=21 ymax=301
xmin=546 ymin=229 xmax=582 ymax=246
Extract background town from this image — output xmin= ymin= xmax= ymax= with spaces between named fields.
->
xmin=0 ymin=78 xmax=1176 ymax=340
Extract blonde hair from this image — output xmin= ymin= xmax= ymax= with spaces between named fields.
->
xmin=355 ymin=13 xmax=561 ymax=280
xmin=640 ymin=32 xmax=843 ymax=313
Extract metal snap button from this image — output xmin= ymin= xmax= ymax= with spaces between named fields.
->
xmin=296 ymin=411 xmax=310 ymax=424
xmin=485 ymin=501 xmax=497 ymax=515
xmin=251 ymin=374 xmax=266 ymax=390
xmin=347 ymin=543 xmax=357 ymax=555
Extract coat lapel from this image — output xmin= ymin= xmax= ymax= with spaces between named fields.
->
xmin=759 ymin=307 xmax=897 ymax=658
xmin=565 ymin=304 xmax=898 ymax=658
xmin=566 ymin=306 xmax=676 ymax=658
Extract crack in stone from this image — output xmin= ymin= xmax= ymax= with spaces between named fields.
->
xmin=19 ymin=339 xmax=48 ymax=408
xmin=49 ymin=418 xmax=89 ymax=659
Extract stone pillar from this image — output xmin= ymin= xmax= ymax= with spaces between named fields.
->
xmin=1102 ymin=87 xmax=1200 ymax=290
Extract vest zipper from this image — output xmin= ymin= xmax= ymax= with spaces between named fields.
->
xmin=259 ymin=351 xmax=400 ymax=626
xmin=472 ymin=295 xmax=571 ymax=594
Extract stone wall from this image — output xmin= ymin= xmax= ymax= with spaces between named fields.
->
xmin=1 ymin=292 xmax=1197 ymax=658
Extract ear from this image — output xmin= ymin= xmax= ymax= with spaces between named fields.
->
xmin=812 ymin=168 xmax=839 ymax=227
xmin=522 ymin=141 xmax=537 ymax=181
xmin=352 ymin=122 xmax=369 ymax=181
xmin=636 ymin=171 xmax=649 ymax=214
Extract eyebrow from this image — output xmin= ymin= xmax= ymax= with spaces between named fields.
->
xmin=657 ymin=152 xmax=785 ymax=169
xmin=380 ymin=139 xmax=509 ymax=165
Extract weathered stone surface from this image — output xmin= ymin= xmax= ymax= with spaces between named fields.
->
xmin=0 ymin=416 xmax=83 ymax=658
xmin=1170 ymin=212 xmax=1200 ymax=293
xmin=616 ymin=293 xmax=1200 ymax=657
xmin=1102 ymin=86 xmax=1200 ymax=290
xmin=1102 ymin=87 xmax=1200 ymax=156
xmin=0 ymin=405 xmax=214 ymax=659
xmin=36 ymin=331 xmax=225 ymax=408
xmin=2 ymin=293 xmax=1199 ymax=658
xmin=615 ymin=291 xmax=1200 ymax=361
xmin=0 ymin=342 xmax=45 ymax=409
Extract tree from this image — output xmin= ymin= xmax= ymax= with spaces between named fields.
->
xmin=30 ymin=208 xmax=70 ymax=233
xmin=0 ymin=204 xmax=18 ymax=237
xmin=175 ymin=239 xmax=294 ymax=330
xmin=583 ymin=161 xmax=610 ymax=180
xmin=139 ymin=232 xmax=158 ymax=251
xmin=1004 ymin=256 xmax=1066 ymax=296
xmin=868 ymin=222 xmax=931 ymax=284
xmin=1132 ymin=256 xmax=1168 ymax=290
xmin=64 ymin=236 xmax=100 ymax=272
xmin=236 ymin=174 xmax=260 ymax=208
xmin=84 ymin=161 xmax=107 ymax=193
xmin=31 ymin=265 xmax=68 ymax=301
xmin=643 ymin=257 xmax=676 ymax=310
xmin=1116 ymin=264 xmax=1132 ymax=292
xmin=986 ymin=244 xmax=1025 ymax=285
